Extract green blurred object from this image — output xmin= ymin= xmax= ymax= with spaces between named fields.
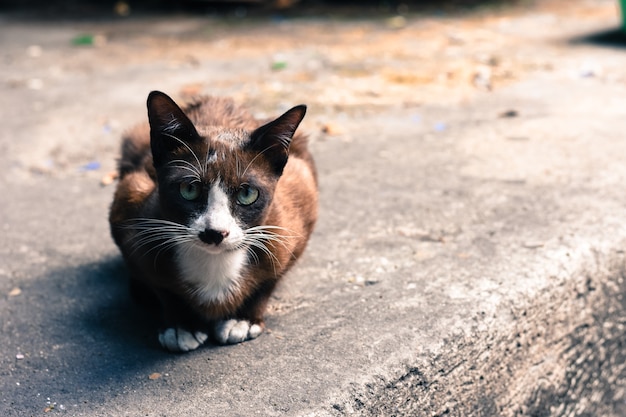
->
xmin=621 ymin=0 xmax=626 ymax=32
xmin=72 ymin=34 xmax=94 ymax=46
xmin=271 ymin=61 xmax=287 ymax=71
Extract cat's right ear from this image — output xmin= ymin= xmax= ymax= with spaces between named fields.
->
xmin=147 ymin=91 xmax=200 ymax=166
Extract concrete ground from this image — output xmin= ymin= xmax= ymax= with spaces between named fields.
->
xmin=2 ymin=0 xmax=626 ymax=415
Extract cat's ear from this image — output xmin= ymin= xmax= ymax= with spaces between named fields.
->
xmin=147 ymin=91 xmax=200 ymax=166
xmin=248 ymin=105 xmax=307 ymax=176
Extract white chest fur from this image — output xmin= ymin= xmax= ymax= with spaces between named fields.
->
xmin=175 ymin=244 xmax=247 ymax=304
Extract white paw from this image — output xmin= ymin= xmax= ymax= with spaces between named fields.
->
xmin=214 ymin=319 xmax=263 ymax=345
xmin=158 ymin=327 xmax=208 ymax=352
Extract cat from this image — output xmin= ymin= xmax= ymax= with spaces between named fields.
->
xmin=109 ymin=91 xmax=318 ymax=352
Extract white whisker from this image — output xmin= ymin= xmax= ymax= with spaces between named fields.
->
xmin=245 ymin=245 xmax=260 ymax=265
xmin=246 ymin=238 xmax=280 ymax=275
xmin=239 ymin=224 xmax=300 ymax=274
xmin=246 ymin=225 xmax=301 ymax=238
xmin=162 ymin=132 xmax=205 ymax=176
xmin=167 ymin=159 xmax=202 ymax=181
xmin=242 ymin=144 xmax=280 ymax=178
xmin=118 ymin=218 xmax=198 ymax=261
xmin=235 ymin=156 xmax=243 ymax=179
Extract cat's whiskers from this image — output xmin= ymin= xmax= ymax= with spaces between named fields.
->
xmin=119 ymin=218 xmax=300 ymax=274
xmin=244 ymin=238 xmax=280 ymax=275
xmin=120 ymin=219 xmax=198 ymax=262
xmin=241 ymin=225 xmax=300 ymax=274
xmin=166 ymin=159 xmax=202 ymax=182
xmin=247 ymin=225 xmax=302 ymax=248
xmin=130 ymin=232 xmax=194 ymax=252
xmin=162 ymin=132 xmax=206 ymax=176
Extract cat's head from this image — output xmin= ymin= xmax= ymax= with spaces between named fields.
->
xmin=147 ymin=91 xmax=306 ymax=255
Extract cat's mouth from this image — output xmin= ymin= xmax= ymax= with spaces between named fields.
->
xmin=196 ymin=242 xmax=237 ymax=256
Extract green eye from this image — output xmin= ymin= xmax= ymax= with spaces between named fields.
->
xmin=179 ymin=181 xmax=202 ymax=201
xmin=237 ymin=184 xmax=259 ymax=206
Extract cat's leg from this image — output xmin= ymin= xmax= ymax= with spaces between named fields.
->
xmin=213 ymin=280 xmax=275 ymax=345
xmin=154 ymin=289 xmax=209 ymax=352
xmin=127 ymin=273 xmax=207 ymax=351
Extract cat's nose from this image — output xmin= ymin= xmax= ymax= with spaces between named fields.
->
xmin=199 ymin=228 xmax=229 ymax=245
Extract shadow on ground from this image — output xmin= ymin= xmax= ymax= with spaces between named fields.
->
xmin=1 ymin=254 xmax=214 ymax=412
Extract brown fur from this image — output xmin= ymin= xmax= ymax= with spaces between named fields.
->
xmin=109 ymin=92 xmax=317 ymax=350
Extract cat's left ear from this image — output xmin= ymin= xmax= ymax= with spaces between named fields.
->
xmin=248 ymin=105 xmax=307 ymax=176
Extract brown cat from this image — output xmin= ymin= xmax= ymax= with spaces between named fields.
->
xmin=109 ymin=91 xmax=318 ymax=352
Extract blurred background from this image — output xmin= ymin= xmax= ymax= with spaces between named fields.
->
xmin=1 ymin=0 xmax=623 ymax=178
xmin=2 ymin=0 xmax=533 ymax=16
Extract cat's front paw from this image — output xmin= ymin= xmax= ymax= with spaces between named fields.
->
xmin=214 ymin=319 xmax=263 ymax=345
xmin=158 ymin=327 xmax=208 ymax=352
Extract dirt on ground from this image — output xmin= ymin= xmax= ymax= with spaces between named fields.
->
xmin=1 ymin=0 xmax=619 ymax=178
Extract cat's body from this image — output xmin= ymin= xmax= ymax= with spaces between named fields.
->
xmin=109 ymin=91 xmax=317 ymax=352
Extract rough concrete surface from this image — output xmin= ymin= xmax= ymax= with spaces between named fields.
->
xmin=2 ymin=0 xmax=626 ymax=415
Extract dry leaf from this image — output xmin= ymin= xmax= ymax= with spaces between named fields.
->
xmin=8 ymin=287 xmax=21 ymax=297
xmin=148 ymin=372 xmax=161 ymax=380
xmin=100 ymin=171 xmax=118 ymax=186
xmin=321 ymin=123 xmax=343 ymax=136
